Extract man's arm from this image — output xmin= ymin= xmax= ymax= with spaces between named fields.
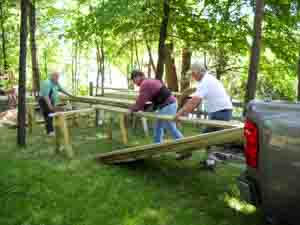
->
xmin=176 ymin=96 xmax=202 ymax=118
xmin=130 ymin=92 xmax=151 ymax=112
xmin=57 ymin=84 xmax=73 ymax=97
xmin=130 ymin=84 xmax=152 ymax=112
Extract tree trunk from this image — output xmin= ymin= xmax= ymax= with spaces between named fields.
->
xmin=204 ymin=51 xmax=207 ymax=69
xmin=164 ymin=43 xmax=178 ymax=91
xmin=95 ymin=38 xmax=105 ymax=96
xmin=95 ymin=40 xmax=101 ymax=95
xmin=134 ymin=36 xmax=140 ymax=69
xmin=156 ymin=0 xmax=170 ymax=80
xmin=180 ymin=48 xmax=192 ymax=91
xmin=71 ymin=41 xmax=78 ymax=95
xmin=18 ymin=0 xmax=29 ymax=147
xmin=297 ymin=51 xmax=300 ymax=102
xmin=244 ymin=0 xmax=264 ymax=111
xmin=215 ymin=49 xmax=228 ymax=80
xmin=76 ymin=46 xmax=81 ymax=95
xmin=100 ymin=38 xmax=105 ymax=96
xmin=0 ymin=0 xmax=9 ymax=70
xmin=43 ymin=49 xmax=47 ymax=76
xmin=145 ymin=40 xmax=156 ymax=77
xmin=29 ymin=0 xmax=40 ymax=96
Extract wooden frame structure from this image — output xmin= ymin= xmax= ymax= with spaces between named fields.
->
xmin=47 ymin=103 xmax=242 ymax=159
xmin=26 ymin=93 xmax=244 ymax=161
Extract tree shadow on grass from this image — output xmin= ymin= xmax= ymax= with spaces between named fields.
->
xmin=112 ymin=157 xmax=263 ymax=225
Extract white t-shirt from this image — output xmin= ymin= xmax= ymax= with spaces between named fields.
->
xmin=194 ymin=73 xmax=233 ymax=113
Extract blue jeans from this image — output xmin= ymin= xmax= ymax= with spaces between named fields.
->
xmin=204 ymin=109 xmax=232 ymax=133
xmin=154 ymin=102 xmax=183 ymax=143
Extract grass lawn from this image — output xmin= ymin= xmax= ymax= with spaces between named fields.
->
xmin=0 ymin=120 xmax=263 ymax=225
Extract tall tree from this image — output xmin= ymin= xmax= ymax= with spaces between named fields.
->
xmin=145 ymin=39 xmax=156 ymax=76
xmin=164 ymin=43 xmax=178 ymax=91
xmin=29 ymin=0 xmax=40 ymax=96
xmin=180 ymin=47 xmax=192 ymax=91
xmin=297 ymin=52 xmax=300 ymax=102
xmin=156 ymin=0 xmax=170 ymax=80
xmin=18 ymin=0 xmax=29 ymax=147
xmin=244 ymin=0 xmax=265 ymax=108
xmin=0 ymin=0 xmax=9 ymax=70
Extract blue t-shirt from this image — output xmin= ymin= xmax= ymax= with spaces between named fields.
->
xmin=39 ymin=80 xmax=63 ymax=105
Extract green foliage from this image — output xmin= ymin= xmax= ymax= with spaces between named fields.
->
xmin=1 ymin=0 xmax=299 ymax=100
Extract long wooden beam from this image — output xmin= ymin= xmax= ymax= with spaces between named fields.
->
xmin=93 ymin=104 xmax=242 ymax=128
xmin=103 ymin=88 xmax=181 ymax=96
xmin=62 ymin=96 xmax=135 ymax=108
xmin=95 ymin=127 xmax=243 ymax=164
xmin=49 ymin=108 xmax=95 ymax=118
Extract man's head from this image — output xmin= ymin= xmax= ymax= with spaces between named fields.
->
xmin=189 ymin=62 xmax=207 ymax=81
xmin=50 ymin=72 xmax=60 ymax=84
xmin=131 ymin=70 xmax=145 ymax=87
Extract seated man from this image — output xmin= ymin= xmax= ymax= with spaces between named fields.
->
xmin=39 ymin=72 xmax=72 ymax=136
xmin=176 ymin=62 xmax=233 ymax=166
xmin=130 ymin=70 xmax=183 ymax=143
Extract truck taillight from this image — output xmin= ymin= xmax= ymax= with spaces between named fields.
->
xmin=244 ymin=119 xmax=258 ymax=168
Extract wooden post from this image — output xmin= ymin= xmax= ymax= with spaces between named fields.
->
xmin=54 ymin=114 xmax=74 ymax=158
xmin=95 ymin=109 xmax=100 ymax=127
xmin=27 ymin=103 xmax=35 ymax=134
xmin=106 ymin=112 xmax=113 ymax=141
xmin=141 ymin=117 xmax=149 ymax=137
xmin=119 ymin=114 xmax=128 ymax=145
xmin=89 ymin=81 xmax=93 ymax=96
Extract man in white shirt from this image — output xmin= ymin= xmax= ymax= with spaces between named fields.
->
xmin=175 ymin=62 xmax=233 ymax=164
xmin=176 ymin=62 xmax=232 ymax=124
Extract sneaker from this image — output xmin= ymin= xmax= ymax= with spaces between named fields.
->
xmin=200 ymin=159 xmax=216 ymax=171
xmin=175 ymin=152 xmax=193 ymax=160
xmin=48 ymin=131 xmax=55 ymax=137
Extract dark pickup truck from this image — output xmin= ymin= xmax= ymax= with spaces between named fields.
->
xmin=238 ymin=100 xmax=300 ymax=225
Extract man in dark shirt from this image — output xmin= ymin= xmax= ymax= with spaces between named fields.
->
xmin=130 ymin=70 xmax=183 ymax=143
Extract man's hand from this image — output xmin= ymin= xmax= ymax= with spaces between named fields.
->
xmin=175 ymin=111 xmax=183 ymax=122
xmin=54 ymin=106 xmax=64 ymax=112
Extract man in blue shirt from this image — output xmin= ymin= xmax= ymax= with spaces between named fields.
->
xmin=39 ymin=72 xmax=72 ymax=135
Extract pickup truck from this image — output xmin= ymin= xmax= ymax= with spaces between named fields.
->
xmin=238 ymin=100 xmax=300 ymax=225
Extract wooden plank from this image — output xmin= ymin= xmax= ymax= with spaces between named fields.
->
xmin=103 ymin=92 xmax=138 ymax=100
xmin=95 ymin=127 xmax=243 ymax=164
xmin=119 ymin=114 xmax=128 ymax=145
xmin=93 ymin=105 xmax=242 ymax=128
xmin=62 ymin=96 xmax=135 ymax=108
xmin=49 ymin=108 xmax=94 ymax=118
xmin=103 ymin=88 xmax=181 ymax=97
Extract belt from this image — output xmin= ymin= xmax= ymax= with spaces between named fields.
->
xmin=157 ymin=101 xmax=175 ymax=109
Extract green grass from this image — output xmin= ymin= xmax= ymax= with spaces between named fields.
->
xmin=0 ymin=121 xmax=263 ymax=225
